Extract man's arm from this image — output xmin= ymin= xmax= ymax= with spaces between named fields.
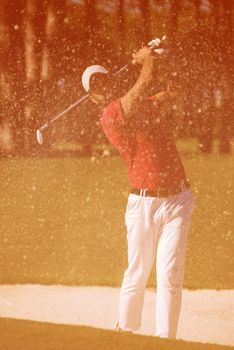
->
xmin=120 ymin=46 xmax=156 ymax=118
xmin=153 ymin=79 xmax=178 ymax=103
xmin=152 ymin=81 xmax=179 ymax=120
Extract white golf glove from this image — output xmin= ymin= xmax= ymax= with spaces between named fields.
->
xmin=148 ymin=35 xmax=167 ymax=56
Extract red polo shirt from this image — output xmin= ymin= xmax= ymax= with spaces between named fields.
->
xmin=100 ymin=98 xmax=186 ymax=190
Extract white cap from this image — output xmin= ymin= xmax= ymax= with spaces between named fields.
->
xmin=81 ymin=65 xmax=109 ymax=92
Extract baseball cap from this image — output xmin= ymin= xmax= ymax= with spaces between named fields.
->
xmin=81 ymin=65 xmax=109 ymax=92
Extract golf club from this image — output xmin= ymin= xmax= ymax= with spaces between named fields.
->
xmin=36 ymin=35 xmax=168 ymax=145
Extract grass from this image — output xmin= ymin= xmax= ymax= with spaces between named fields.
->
xmin=0 ymin=139 xmax=233 ymax=289
xmin=0 ymin=318 xmax=232 ymax=350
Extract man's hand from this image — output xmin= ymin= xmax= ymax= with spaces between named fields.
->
xmin=153 ymin=90 xmax=177 ymax=105
xmin=132 ymin=46 xmax=153 ymax=65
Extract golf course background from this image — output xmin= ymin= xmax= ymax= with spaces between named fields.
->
xmin=0 ymin=139 xmax=233 ymax=289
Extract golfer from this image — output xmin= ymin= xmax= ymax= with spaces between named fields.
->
xmin=82 ymin=45 xmax=195 ymax=339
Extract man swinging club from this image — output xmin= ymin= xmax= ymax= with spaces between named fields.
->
xmin=82 ymin=43 xmax=195 ymax=339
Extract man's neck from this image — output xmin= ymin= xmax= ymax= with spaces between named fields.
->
xmin=90 ymin=93 xmax=104 ymax=104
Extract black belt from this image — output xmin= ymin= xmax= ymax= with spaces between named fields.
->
xmin=130 ymin=180 xmax=190 ymax=198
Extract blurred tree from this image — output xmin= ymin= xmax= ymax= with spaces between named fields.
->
xmin=221 ymin=0 xmax=233 ymax=73
xmin=193 ymin=0 xmax=201 ymax=28
xmin=117 ymin=0 xmax=125 ymax=58
xmin=169 ymin=0 xmax=180 ymax=43
xmin=219 ymin=0 xmax=233 ymax=153
xmin=52 ymin=0 xmax=67 ymax=35
xmin=24 ymin=0 xmax=49 ymax=153
xmin=83 ymin=0 xmax=110 ymax=65
xmin=139 ymin=0 xmax=150 ymax=43
xmin=26 ymin=0 xmax=70 ymax=153
xmin=210 ymin=0 xmax=220 ymax=34
xmin=46 ymin=0 xmax=69 ymax=79
xmin=85 ymin=0 xmax=97 ymax=54
xmin=31 ymin=0 xmax=48 ymax=80
xmin=4 ymin=0 xmax=27 ymax=153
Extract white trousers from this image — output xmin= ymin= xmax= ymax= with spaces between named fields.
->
xmin=118 ymin=188 xmax=195 ymax=338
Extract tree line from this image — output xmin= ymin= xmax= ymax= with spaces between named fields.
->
xmin=0 ymin=0 xmax=233 ymax=156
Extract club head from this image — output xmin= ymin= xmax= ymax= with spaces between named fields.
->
xmin=36 ymin=129 xmax=43 ymax=145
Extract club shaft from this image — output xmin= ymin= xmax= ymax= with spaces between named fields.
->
xmin=112 ymin=63 xmax=131 ymax=77
xmin=40 ymin=93 xmax=90 ymax=131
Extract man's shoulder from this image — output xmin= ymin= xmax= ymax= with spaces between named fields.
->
xmin=101 ymin=98 xmax=124 ymax=125
xmin=103 ymin=98 xmax=121 ymax=114
xmin=100 ymin=99 xmax=126 ymax=133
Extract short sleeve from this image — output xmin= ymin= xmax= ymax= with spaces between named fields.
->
xmin=100 ymin=99 xmax=128 ymax=154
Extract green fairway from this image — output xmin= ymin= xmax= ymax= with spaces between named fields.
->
xmin=0 ymin=140 xmax=233 ymax=289
xmin=0 ymin=318 xmax=232 ymax=350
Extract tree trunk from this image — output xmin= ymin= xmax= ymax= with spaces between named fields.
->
xmin=25 ymin=0 xmax=49 ymax=154
xmin=31 ymin=0 xmax=47 ymax=80
xmin=117 ymin=0 xmax=125 ymax=58
xmin=139 ymin=0 xmax=150 ymax=43
xmin=219 ymin=0 xmax=233 ymax=153
xmin=210 ymin=0 xmax=220 ymax=34
xmin=85 ymin=0 xmax=97 ymax=43
xmin=169 ymin=0 xmax=180 ymax=44
xmin=4 ymin=0 xmax=27 ymax=154
xmin=194 ymin=0 xmax=201 ymax=28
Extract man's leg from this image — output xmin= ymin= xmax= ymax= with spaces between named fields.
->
xmin=155 ymin=190 xmax=194 ymax=338
xmin=118 ymin=195 xmax=159 ymax=332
